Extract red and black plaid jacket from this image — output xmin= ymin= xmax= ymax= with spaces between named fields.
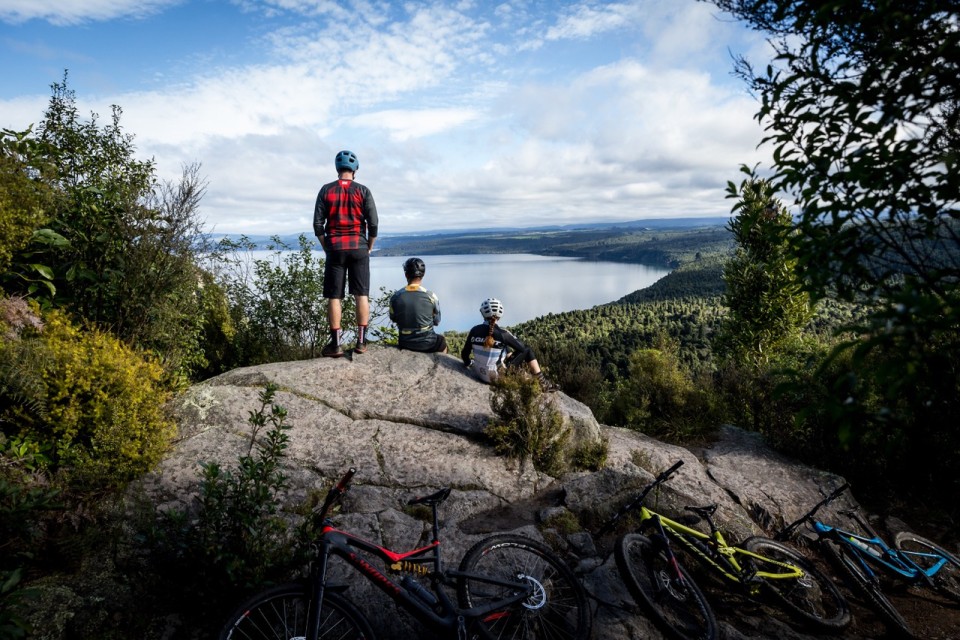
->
xmin=313 ymin=178 xmax=379 ymax=251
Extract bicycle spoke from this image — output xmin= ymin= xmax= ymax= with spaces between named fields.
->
xmin=742 ymin=536 xmax=850 ymax=632
xmin=894 ymin=531 xmax=960 ymax=603
xmin=615 ymin=533 xmax=717 ymax=640
xmin=458 ymin=534 xmax=591 ymax=640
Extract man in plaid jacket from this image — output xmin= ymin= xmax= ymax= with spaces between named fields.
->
xmin=313 ymin=150 xmax=379 ymax=357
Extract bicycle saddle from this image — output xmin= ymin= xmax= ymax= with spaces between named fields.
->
xmin=408 ymin=487 xmax=452 ymax=506
xmin=685 ymin=504 xmax=718 ymax=519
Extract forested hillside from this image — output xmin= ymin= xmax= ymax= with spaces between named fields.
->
xmin=375 ymin=222 xmax=733 ymax=268
xmin=512 ymin=256 xmax=728 ymax=378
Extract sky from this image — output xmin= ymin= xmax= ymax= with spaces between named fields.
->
xmin=0 ymin=0 xmax=772 ymax=237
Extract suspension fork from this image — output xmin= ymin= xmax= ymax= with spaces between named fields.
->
xmin=649 ymin=514 xmax=687 ymax=583
xmin=306 ymin=541 xmax=333 ymax=640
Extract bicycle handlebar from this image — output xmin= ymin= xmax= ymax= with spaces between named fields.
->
xmin=596 ymin=459 xmax=684 ymax=536
xmin=774 ymin=482 xmax=849 ymax=541
xmin=316 ymin=467 xmax=358 ymax=525
xmin=335 ymin=467 xmax=357 ymax=492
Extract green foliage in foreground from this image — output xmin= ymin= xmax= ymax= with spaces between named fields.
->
xmin=707 ymin=0 xmax=960 ymax=504
xmin=205 ymin=234 xmax=393 ymax=367
xmin=145 ymin=384 xmax=307 ymax=631
xmin=486 ymin=369 xmax=571 ymax=477
xmin=0 ymin=303 xmax=175 ymax=490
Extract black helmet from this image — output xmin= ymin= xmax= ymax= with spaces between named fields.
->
xmin=403 ymin=257 xmax=426 ymax=279
xmin=335 ymin=150 xmax=359 ymax=172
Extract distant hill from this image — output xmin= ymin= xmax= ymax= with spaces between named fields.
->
xmin=373 ymin=219 xmax=732 ymax=268
xmin=207 ymin=217 xmax=731 ymax=268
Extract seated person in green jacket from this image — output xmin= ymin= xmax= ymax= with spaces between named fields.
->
xmin=389 ymin=258 xmax=448 ymax=353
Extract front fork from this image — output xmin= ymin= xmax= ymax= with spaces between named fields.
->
xmin=307 ymin=544 xmax=333 ymax=640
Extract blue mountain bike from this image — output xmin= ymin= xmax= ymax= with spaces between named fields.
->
xmin=776 ymin=483 xmax=960 ymax=638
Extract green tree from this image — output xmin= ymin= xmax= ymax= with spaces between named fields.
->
xmin=707 ymin=0 xmax=960 ymax=496
xmin=3 ymin=75 xmax=215 ymax=381
xmin=0 ymin=128 xmax=59 ymax=297
xmin=718 ymin=172 xmax=812 ymax=367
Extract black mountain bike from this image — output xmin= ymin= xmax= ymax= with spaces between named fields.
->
xmin=218 ymin=467 xmax=592 ymax=640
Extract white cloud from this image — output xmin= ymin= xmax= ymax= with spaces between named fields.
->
xmin=0 ymin=0 xmax=183 ymax=25
xmin=0 ymin=0 xmax=771 ymax=236
xmin=545 ymin=1 xmax=643 ymax=41
xmin=352 ymin=108 xmax=482 ymax=141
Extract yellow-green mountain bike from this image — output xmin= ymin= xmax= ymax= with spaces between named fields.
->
xmin=598 ymin=460 xmax=851 ymax=640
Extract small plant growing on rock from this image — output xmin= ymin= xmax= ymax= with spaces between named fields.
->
xmin=485 ymin=369 xmax=571 ymax=477
xmin=570 ymin=435 xmax=609 ymax=472
xmin=151 ymin=383 xmax=298 ymax=611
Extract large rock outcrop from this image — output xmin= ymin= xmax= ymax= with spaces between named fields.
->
xmin=145 ymin=345 xmax=874 ymax=639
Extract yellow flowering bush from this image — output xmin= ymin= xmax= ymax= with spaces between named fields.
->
xmin=2 ymin=308 xmax=176 ymax=488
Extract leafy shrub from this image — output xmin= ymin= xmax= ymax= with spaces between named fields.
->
xmin=485 ymin=369 xmax=571 ymax=477
xmin=570 ymin=436 xmax=609 ymax=472
xmin=207 ymin=235 xmax=393 ymax=366
xmin=0 ymin=434 xmax=61 ymax=640
xmin=150 ymin=384 xmax=300 ymax=613
xmin=0 ymin=128 xmax=54 ymax=280
xmin=608 ymin=346 xmax=718 ymax=442
xmin=0 ymin=307 xmax=175 ymax=489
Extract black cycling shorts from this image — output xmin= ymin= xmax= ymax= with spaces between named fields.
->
xmin=323 ymin=248 xmax=371 ymax=298
xmin=399 ymin=333 xmax=448 ymax=354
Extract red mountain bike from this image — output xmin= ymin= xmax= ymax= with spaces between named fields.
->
xmin=218 ymin=468 xmax=591 ymax=640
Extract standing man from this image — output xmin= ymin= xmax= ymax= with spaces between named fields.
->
xmin=389 ymin=257 xmax=448 ymax=353
xmin=314 ymin=149 xmax=379 ymax=357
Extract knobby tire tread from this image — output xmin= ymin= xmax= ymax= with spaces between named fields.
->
xmin=456 ymin=533 xmax=591 ymax=640
xmin=820 ymin=536 xmax=914 ymax=639
xmin=741 ymin=536 xmax=851 ymax=633
xmin=893 ymin=531 xmax=960 ymax=603
xmin=614 ymin=533 xmax=718 ymax=640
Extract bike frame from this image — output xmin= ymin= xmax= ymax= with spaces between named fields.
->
xmin=640 ymin=507 xmax=804 ymax=593
xmin=812 ymin=519 xmax=944 ymax=586
xmin=777 ymin=483 xmax=944 ymax=588
xmin=307 ymin=481 xmax=534 ymax=640
xmin=598 ymin=460 xmax=805 ymax=598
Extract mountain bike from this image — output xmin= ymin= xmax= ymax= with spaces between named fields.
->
xmin=776 ymin=482 xmax=960 ymax=638
xmin=597 ymin=460 xmax=850 ymax=640
xmin=218 ymin=467 xmax=591 ymax=640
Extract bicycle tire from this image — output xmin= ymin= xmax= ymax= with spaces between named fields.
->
xmin=614 ymin=533 xmax=717 ymax=640
xmin=456 ymin=533 xmax=591 ymax=640
xmin=820 ymin=536 xmax=914 ymax=639
xmin=219 ymin=581 xmax=377 ymax=640
xmin=742 ymin=536 xmax=851 ymax=633
xmin=894 ymin=530 xmax=960 ymax=603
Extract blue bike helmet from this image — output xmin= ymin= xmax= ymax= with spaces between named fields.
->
xmin=335 ymin=150 xmax=359 ymax=172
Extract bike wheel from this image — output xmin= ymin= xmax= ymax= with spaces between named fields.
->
xmin=219 ymin=582 xmax=377 ymax=640
xmin=614 ymin=533 xmax=717 ymax=640
xmin=820 ymin=536 xmax=914 ymax=638
xmin=457 ymin=533 xmax=591 ymax=640
xmin=894 ymin=531 xmax=960 ymax=603
xmin=742 ymin=536 xmax=851 ymax=633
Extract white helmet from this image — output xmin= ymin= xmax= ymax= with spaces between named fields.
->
xmin=480 ymin=298 xmax=504 ymax=320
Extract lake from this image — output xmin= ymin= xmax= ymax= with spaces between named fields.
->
xmin=372 ymin=254 xmax=668 ymax=332
xmin=242 ymin=252 xmax=670 ymax=332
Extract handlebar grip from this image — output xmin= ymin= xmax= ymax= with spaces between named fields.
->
xmin=658 ymin=460 xmax=684 ymax=482
xmin=336 ymin=467 xmax=357 ymax=492
xmin=830 ymin=483 xmax=849 ymax=500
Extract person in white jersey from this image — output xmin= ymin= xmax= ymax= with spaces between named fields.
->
xmin=460 ymin=297 xmax=557 ymax=391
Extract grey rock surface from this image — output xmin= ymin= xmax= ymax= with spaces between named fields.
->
xmin=142 ymin=346 xmax=874 ymax=639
